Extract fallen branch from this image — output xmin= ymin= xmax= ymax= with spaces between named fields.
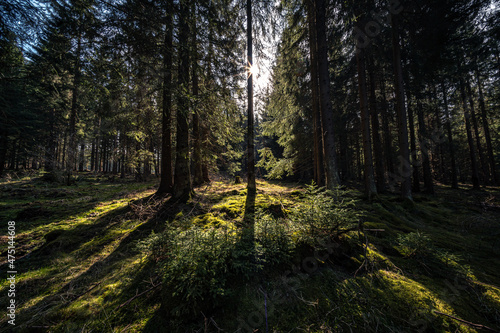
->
xmin=74 ymin=282 xmax=102 ymax=301
xmin=433 ymin=310 xmax=500 ymax=332
xmin=114 ymin=282 xmax=162 ymax=312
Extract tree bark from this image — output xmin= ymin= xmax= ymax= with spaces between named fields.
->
xmin=416 ymin=95 xmax=434 ymax=194
xmin=45 ymin=108 xmax=57 ymax=171
xmin=246 ymin=0 xmax=256 ymax=195
xmin=356 ymin=45 xmax=377 ymax=198
xmin=466 ymin=78 xmax=489 ymax=183
xmin=306 ymin=0 xmax=323 ymax=186
xmin=67 ymin=32 xmax=82 ymax=184
xmin=431 ymin=86 xmax=445 ymax=181
xmin=173 ymin=0 xmax=192 ymax=202
xmin=459 ymin=78 xmax=480 ymax=190
xmin=367 ymin=55 xmax=385 ymax=192
xmin=476 ymin=68 xmax=498 ymax=184
xmin=79 ymin=142 xmax=85 ymax=172
xmin=158 ymin=0 xmax=174 ymax=194
xmin=380 ymin=74 xmax=395 ymax=175
xmin=192 ymin=5 xmax=203 ymax=187
xmin=441 ymin=81 xmax=458 ymax=189
xmin=391 ymin=15 xmax=412 ymax=200
xmin=315 ymin=0 xmax=340 ymax=189
xmin=407 ymin=94 xmax=420 ymax=192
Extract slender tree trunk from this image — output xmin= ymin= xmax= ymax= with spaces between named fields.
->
xmin=315 ymin=0 xmax=340 ymax=188
xmin=391 ymin=15 xmax=412 ymax=200
xmin=55 ymin=135 xmax=60 ymax=169
xmin=79 ymin=142 xmax=85 ymax=172
xmin=246 ymin=0 xmax=256 ymax=195
xmin=306 ymin=0 xmax=323 ymax=186
xmin=192 ymin=6 xmax=203 ymax=186
xmin=476 ymin=68 xmax=498 ymax=184
xmin=61 ymin=132 xmax=67 ymax=169
xmin=112 ymin=135 xmax=118 ymax=174
xmin=416 ymin=95 xmax=434 ymax=194
xmin=338 ymin=122 xmax=349 ymax=181
xmin=173 ymin=0 xmax=192 ymax=202
xmin=45 ymin=108 xmax=57 ymax=171
xmin=90 ymin=138 xmax=95 ymax=172
xmin=104 ymin=138 xmax=109 ymax=173
xmin=407 ymin=94 xmax=420 ymax=192
xmin=145 ymin=136 xmax=153 ymax=177
xmin=380 ymin=75 xmax=395 ymax=175
xmin=67 ymin=32 xmax=82 ymax=184
xmin=355 ymin=131 xmax=362 ymax=180
xmin=367 ymin=55 xmax=385 ymax=192
xmin=459 ymin=78 xmax=480 ymax=190
xmin=431 ymin=86 xmax=445 ymax=181
xmin=121 ymin=132 xmax=127 ymax=179
xmin=94 ymin=117 xmax=101 ymax=172
xmin=356 ymin=45 xmax=377 ymax=198
xmin=441 ymin=81 xmax=458 ymax=189
xmin=466 ymin=78 xmax=489 ymax=183
xmin=158 ymin=1 xmax=174 ymax=194
xmin=12 ymin=140 xmax=18 ymax=170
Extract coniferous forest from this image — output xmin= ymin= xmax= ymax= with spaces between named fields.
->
xmin=1 ymin=0 xmax=500 ymax=331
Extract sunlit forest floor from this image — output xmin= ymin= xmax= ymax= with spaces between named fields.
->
xmin=1 ymin=172 xmax=499 ymax=332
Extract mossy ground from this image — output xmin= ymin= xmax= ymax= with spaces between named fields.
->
xmin=0 ymin=173 xmax=499 ymax=332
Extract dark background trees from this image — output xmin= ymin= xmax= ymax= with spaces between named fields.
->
xmin=1 ymin=0 xmax=499 ymax=199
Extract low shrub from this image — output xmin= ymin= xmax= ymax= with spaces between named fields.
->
xmin=290 ymin=184 xmax=359 ymax=246
xmin=396 ymin=231 xmax=433 ymax=258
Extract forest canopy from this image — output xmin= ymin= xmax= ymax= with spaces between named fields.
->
xmin=1 ymin=0 xmax=499 ymax=200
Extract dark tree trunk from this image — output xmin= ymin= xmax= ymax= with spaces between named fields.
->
xmin=94 ymin=117 xmax=101 ymax=172
xmin=306 ymin=0 xmax=323 ymax=186
xmin=104 ymin=138 xmax=109 ymax=173
xmin=380 ymin=75 xmax=395 ymax=175
xmin=476 ymin=68 xmax=498 ymax=184
xmin=407 ymin=95 xmax=420 ymax=192
xmin=192 ymin=7 xmax=203 ymax=187
xmin=356 ymin=45 xmax=377 ymax=198
xmin=246 ymin=0 xmax=256 ymax=195
xmin=367 ymin=55 xmax=385 ymax=192
xmin=315 ymin=0 xmax=340 ymax=188
xmin=431 ymin=86 xmax=445 ymax=181
xmin=391 ymin=15 xmax=412 ymax=200
xmin=90 ymin=139 xmax=95 ymax=172
xmin=441 ymin=81 xmax=458 ymax=189
xmin=61 ymin=133 xmax=67 ymax=169
xmin=67 ymin=33 xmax=82 ymax=184
xmin=113 ymin=135 xmax=119 ymax=174
xmin=416 ymin=96 xmax=434 ymax=194
xmin=158 ymin=1 xmax=174 ymax=194
xmin=121 ymin=132 xmax=127 ymax=179
xmin=173 ymin=0 xmax=192 ymax=202
xmin=459 ymin=78 xmax=480 ymax=190
xmin=79 ymin=142 xmax=85 ymax=172
xmin=466 ymin=78 xmax=489 ymax=183
xmin=45 ymin=108 xmax=57 ymax=171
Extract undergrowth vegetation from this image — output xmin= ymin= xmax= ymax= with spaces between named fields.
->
xmin=0 ymin=173 xmax=499 ymax=332
xmin=138 ymin=184 xmax=358 ymax=320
